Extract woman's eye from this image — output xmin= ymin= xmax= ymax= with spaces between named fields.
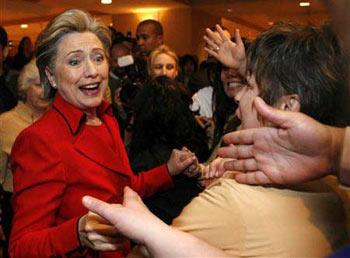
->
xmin=94 ymin=54 xmax=105 ymax=63
xmin=68 ymin=59 xmax=80 ymax=66
xmin=166 ymin=64 xmax=174 ymax=70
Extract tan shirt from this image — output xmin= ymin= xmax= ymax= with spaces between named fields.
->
xmin=0 ymin=102 xmax=40 ymax=192
xmin=172 ymin=177 xmax=347 ymax=257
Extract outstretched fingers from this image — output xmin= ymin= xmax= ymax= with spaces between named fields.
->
xmin=215 ymin=24 xmax=230 ymax=42
xmin=234 ymin=171 xmax=272 ymax=185
xmin=218 ymin=144 xmax=254 ymax=160
xmin=205 ymin=27 xmax=223 ymax=45
xmin=234 ymin=28 xmax=243 ymax=47
xmin=223 ymin=158 xmax=258 ymax=172
xmin=222 ymin=128 xmax=257 ymax=146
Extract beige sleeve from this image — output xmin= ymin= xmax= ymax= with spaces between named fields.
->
xmin=0 ymin=150 xmax=9 ymax=186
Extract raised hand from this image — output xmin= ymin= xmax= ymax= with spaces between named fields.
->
xmin=217 ymin=97 xmax=344 ymax=185
xmin=204 ymin=25 xmax=246 ymax=75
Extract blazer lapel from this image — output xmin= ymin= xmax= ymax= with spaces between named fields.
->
xmin=73 ymin=125 xmax=131 ymax=178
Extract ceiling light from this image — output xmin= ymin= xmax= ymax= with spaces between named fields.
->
xmin=227 ymin=8 xmax=232 ymax=12
xmin=268 ymin=21 xmax=274 ymax=26
xmin=299 ymin=2 xmax=310 ymax=7
xmin=20 ymin=24 xmax=28 ymax=29
xmin=101 ymin=0 xmax=112 ymax=4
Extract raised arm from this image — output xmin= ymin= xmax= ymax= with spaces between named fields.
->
xmin=83 ymin=187 xmax=229 ymax=258
xmin=217 ymin=97 xmax=345 ymax=185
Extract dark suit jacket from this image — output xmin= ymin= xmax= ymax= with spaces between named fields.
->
xmin=9 ymin=95 xmax=172 ymax=257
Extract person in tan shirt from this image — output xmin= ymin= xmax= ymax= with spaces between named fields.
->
xmin=82 ymin=21 xmax=349 ymax=258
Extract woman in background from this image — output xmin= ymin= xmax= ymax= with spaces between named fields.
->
xmin=0 ymin=58 xmax=50 ymax=257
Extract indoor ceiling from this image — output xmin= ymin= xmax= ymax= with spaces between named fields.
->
xmin=0 ymin=0 xmax=329 ymax=47
xmin=0 ymin=0 xmax=329 ymax=27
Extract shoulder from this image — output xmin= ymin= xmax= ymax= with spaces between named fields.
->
xmin=173 ymin=178 xmax=245 ymax=226
xmin=0 ymin=107 xmax=17 ymax=126
xmin=12 ymin=108 xmax=67 ymax=154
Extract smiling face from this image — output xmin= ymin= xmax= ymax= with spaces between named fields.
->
xmin=220 ymin=66 xmax=245 ymax=99
xmin=151 ymin=53 xmax=178 ymax=79
xmin=47 ymin=32 xmax=109 ymax=115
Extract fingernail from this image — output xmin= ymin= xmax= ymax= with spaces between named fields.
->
xmin=82 ymin=196 xmax=91 ymax=205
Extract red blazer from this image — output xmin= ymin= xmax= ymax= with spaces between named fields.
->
xmin=9 ymin=95 xmax=172 ymax=257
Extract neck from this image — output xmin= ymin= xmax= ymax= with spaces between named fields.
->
xmin=85 ymin=109 xmax=102 ymax=126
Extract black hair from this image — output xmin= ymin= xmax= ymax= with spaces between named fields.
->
xmin=0 ymin=26 xmax=8 ymax=48
xmin=128 ymin=76 xmax=209 ymax=171
xmin=179 ymin=54 xmax=198 ymax=73
xmin=137 ymin=19 xmax=163 ymax=36
xmin=247 ymin=23 xmax=348 ymax=126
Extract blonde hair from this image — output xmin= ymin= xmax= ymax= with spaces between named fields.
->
xmin=35 ymin=9 xmax=111 ymax=98
xmin=148 ymin=45 xmax=179 ymax=76
xmin=17 ymin=58 xmax=40 ymax=101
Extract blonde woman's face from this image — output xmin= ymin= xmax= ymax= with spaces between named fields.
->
xmin=152 ymin=53 xmax=178 ymax=79
xmin=48 ymin=32 xmax=109 ymax=114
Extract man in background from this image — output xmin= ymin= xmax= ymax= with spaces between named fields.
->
xmin=135 ymin=20 xmax=164 ymax=77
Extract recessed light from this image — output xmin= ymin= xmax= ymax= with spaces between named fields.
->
xmin=227 ymin=8 xmax=232 ymax=12
xmin=20 ymin=24 xmax=28 ymax=29
xmin=101 ymin=0 xmax=112 ymax=4
xmin=268 ymin=21 xmax=274 ymax=26
xmin=299 ymin=2 xmax=310 ymax=7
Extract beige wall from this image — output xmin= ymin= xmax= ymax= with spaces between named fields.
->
xmin=3 ymin=8 xmax=259 ymax=62
xmin=191 ymin=9 xmax=221 ymax=63
xmin=3 ymin=8 xmax=263 ymax=62
xmin=221 ymin=18 xmax=261 ymax=41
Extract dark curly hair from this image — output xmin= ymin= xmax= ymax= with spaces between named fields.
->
xmin=128 ymin=76 xmax=209 ymax=172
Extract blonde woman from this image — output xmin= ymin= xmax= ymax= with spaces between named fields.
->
xmin=148 ymin=44 xmax=179 ymax=79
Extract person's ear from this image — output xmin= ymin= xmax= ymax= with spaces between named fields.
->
xmin=45 ymin=67 xmax=57 ymax=89
xmin=277 ymin=94 xmax=300 ymax=112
